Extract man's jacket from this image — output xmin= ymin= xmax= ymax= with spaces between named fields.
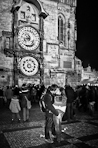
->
xmin=44 ymin=91 xmax=58 ymax=116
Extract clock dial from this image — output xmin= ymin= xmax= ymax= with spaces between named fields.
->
xmin=20 ymin=56 xmax=39 ymax=76
xmin=18 ymin=26 xmax=40 ymax=51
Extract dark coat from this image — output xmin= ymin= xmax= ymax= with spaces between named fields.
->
xmin=20 ymin=93 xmax=27 ymax=108
xmin=65 ymin=86 xmax=75 ymax=103
xmin=19 ymin=91 xmax=30 ymax=108
xmin=44 ymin=91 xmax=58 ymax=116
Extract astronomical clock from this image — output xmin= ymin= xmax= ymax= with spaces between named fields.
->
xmin=18 ymin=56 xmax=39 ymax=76
xmin=11 ymin=0 xmax=48 ymax=86
xmin=18 ymin=26 xmax=40 ymax=51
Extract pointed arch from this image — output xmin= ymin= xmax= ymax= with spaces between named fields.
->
xmin=25 ymin=0 xmax=48 ymax=18
xmin=12 ymin=0 xmax=48 ymax=19
xmin=58 ymin=13 xmax=66 ymax=45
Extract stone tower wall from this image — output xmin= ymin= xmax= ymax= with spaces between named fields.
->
xmin=0 ymin=0 xmax=13 ymax=36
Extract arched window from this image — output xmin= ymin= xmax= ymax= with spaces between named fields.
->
xmin=58 ymin=15 xmax=66 ymax=45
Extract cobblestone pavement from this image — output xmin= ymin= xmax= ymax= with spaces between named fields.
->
xmin=0 ymin=104 xmax=98 ymax=148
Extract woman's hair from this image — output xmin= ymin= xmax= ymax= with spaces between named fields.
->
xmin=48 ymin=84 xmax=58 ymax=92
xmin=60 ymin=87 xmax=64 ymax=92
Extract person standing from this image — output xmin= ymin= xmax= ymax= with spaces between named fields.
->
xmin=9 ymin=90 xmax=21 ymax=123
xmin=65 ymin=85 xmax=76 ymax=122
xmin=4 ymin=86 xmax=13 ymax=108
xmin=53 ymin=87 xmax=67 ymax=142
xmin=44 ymin=85 xmax=60 ymax=143
xmin=20 ymin=84 xmax=31 ymax=122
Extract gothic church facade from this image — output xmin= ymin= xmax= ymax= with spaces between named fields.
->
xmin=0 ymin=0 xmax=77 ymax=87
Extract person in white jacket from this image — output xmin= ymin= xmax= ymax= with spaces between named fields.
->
xmin=9 ymin=94 xmax=21 ymax=123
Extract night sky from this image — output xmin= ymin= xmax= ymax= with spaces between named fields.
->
xmin=76 ymin=0 xmax=98 ymax=70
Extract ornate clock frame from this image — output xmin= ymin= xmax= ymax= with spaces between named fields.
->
xmin=18 ymin=25 xmax=40 ymax=51
xmin=11 ymin=0 xmax=48 ymax=86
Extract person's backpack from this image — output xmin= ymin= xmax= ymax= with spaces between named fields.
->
xmin=39 ymin=93 xmax=46 ymax=112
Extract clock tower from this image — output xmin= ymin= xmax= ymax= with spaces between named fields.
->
xmin=11 ymin=0 xmax=48 ymax=86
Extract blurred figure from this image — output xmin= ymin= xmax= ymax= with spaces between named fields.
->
xmin=44 ymin=84 xmax=59 ymax=143
xmin=65 ymin=85 xmax=76 ymax=122
xmin=13 ymin=85 xmax=20 ymax=97
xmin=38 ymin=84 xmax=45 ymax=100
xmin=9 ymin=89 xmax=21 ymax=123
xmin=0 ymin=86 xmax=4 ymax=109
xmin=4 ymin=86 xmax=13 ymax=108
xmin=20 ymin=84 xmax=31 ymax=122
xmin=30 ymin=85 xmax=37 ymax=104
xmin=53 ymin=87 xmax=67 ymax=142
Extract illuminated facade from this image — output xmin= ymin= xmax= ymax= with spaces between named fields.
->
xmin=0 ymin=0 xmax=77 ymax=87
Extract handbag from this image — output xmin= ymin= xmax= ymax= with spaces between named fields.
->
xmin=25 ymin=96 xmax=31 ymax=109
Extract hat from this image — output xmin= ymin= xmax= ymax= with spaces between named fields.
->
xmin=21 ymin=84 xmax=29 ymax=93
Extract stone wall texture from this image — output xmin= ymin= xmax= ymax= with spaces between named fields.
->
xmin=0 ymin=0 xmax=13 ymax=36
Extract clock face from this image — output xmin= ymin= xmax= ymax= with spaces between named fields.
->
xmin=18 ymin=26 xmax=40 ymax=51
xmin=20 ymin=56 xmax=39 ymax=76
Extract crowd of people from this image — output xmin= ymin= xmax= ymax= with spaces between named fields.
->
xmin=0 ymin=82 xmax=98 ymax=143
xmin=0 ymin=83 xmax=45 ymax=122
xmin=0 ymin=83 xmax=45 ymax=108
xmin=75 ymin=84 xmax=98 ymax=115
xmin=0 ymin=83 xmax=98 ymax=117
xmin=40 ymin=83 xmax=98 ymax=143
